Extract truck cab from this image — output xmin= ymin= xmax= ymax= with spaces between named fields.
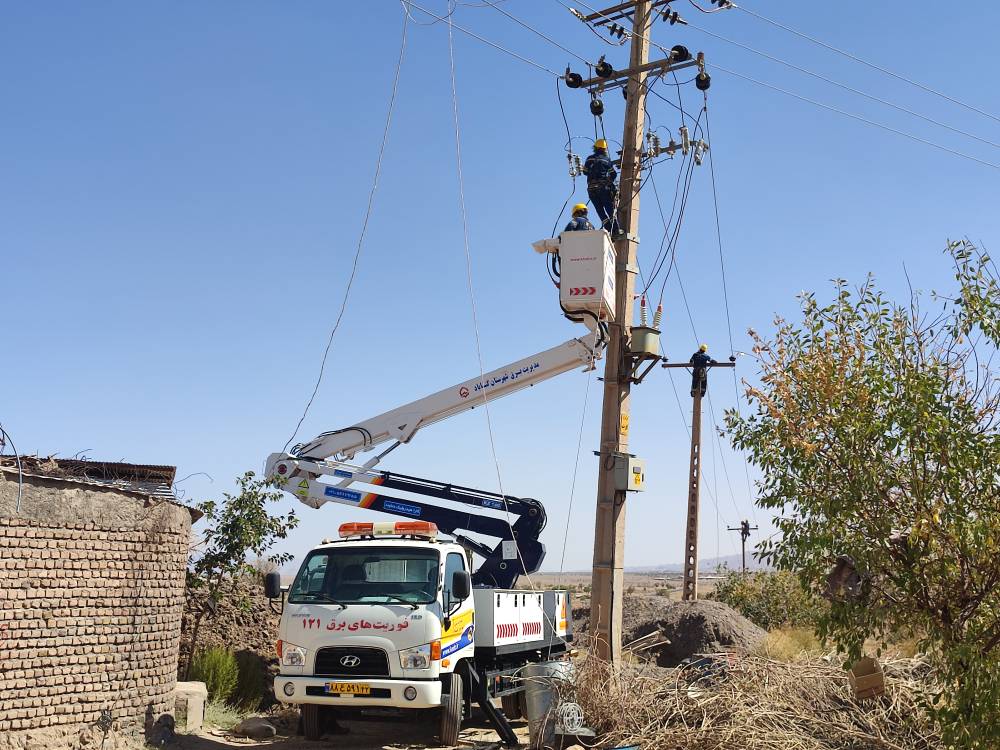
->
xmin=270 ymin=521 xmax=571 ymax=744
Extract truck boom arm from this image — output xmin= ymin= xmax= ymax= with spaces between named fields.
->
xmin=265 ymin=333 xmax=603 ymax=589
xmin=280 ymin=336 xmax=598 ymax=464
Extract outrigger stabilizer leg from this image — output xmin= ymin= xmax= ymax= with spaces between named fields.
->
xmin=467 ymin=665 xmax=520 ymax=748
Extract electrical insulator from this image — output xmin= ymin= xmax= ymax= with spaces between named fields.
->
xmin=653 ymin=304 xmax=663 ymax=329
xmin=640 ymin=295 xmax=648 ymax=326
xmin=680 ymin=125 xmax=690 ymax=155
xmin=568 ymin=7 xmax=587 ymax=21
xmin=651 ymin=133 xmax=661 ymax=154
xmin=608 ymin=23 xmax=627 ymax=40
xmin=565 ymin=68 xmax=583 ymax=88
xmin=590 ymin=95 xmax=605 ymax=116
xmin=567 ymin=153 xmax=578 ymax=177
xmin=709 ymin=0 xmax=733 ymax=7
xmin=671 ymin=45 xmax=691 ymax=63
xmin=694 ymin=142 xmax=705 ymax=166
xmin=595 ymin=56 xmax=614 ymax=79
xmin=573 ymin=154 xmax=583 ymax=176
xmin=696 ymin=71 xmax=711 ymax=91
xmin=661 ymin=10 xmax=686 ymax=25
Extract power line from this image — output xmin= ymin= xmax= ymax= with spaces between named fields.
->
xmin=702 ymin=100 xmax=758 ymax=515
xmin=703 ymin=102 xmax=734 ymax=356
xmin=283 ymin=7 xmax=410 ymax=453
xmin=735 ymin=2 xmax=1000 ymax=125
xmin=711 ymin=62 xmax=1000 ymax=171
xmin=478 ymin=0 xmax=593 ymax=66
xmin=686 ymin=21 xmax=1000 ymax=151
xmin=558 ymin=361 xmax=596 ymax=576
xmin=406 ymin=0 xmax=561 ymax=76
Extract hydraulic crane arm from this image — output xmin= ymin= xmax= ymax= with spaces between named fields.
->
xmin=265 ymin=333 xmax=603 ymax=589
xmin=278 ymin=336 xmax=599 ymax=465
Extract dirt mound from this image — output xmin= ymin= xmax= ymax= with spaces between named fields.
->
xmin=630 ymin=599 xmax=765 ymax=666
xmin=574 ymin=594 xmax=764 ymax=666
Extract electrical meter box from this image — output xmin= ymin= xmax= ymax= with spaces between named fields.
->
xmin=557 ymin=230 xmax=616 ymax=323
xmin=614 ymin=455 xmax=645 ymax=492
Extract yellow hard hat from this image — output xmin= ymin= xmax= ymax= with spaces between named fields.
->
xmin=699 ymin=343 xmax=708 ymax=352
xmin=594 ymin=138 xmax=608 ymax=151
xmin=572 ymin=203 xmax=588 ymax=216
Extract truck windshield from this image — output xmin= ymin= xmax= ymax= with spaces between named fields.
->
xmin=287 ymin=547 xmax=440 ymax=606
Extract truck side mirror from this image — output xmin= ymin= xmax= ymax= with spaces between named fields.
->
xmin=264 ymin=571 xmax=282 ymax=600
xmin=451 ymin=570 xmax=471 ymax=601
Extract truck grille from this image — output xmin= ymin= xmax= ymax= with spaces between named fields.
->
xmin=314 ymin=647 xmax=390 ymax=678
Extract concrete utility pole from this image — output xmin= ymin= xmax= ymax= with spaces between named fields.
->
xmin=728 ymin=519 xmax=758 ymax=573
xmin=569 ymin=0 xmax=705 ymax=661
xmin=587 ymin=0 xmax=652 ymax=664
xmin=663 ymin=357 xmax=734 ymax=600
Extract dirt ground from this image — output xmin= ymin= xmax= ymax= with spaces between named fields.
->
xmin=175 ymin=713 xmax=530 ymax=750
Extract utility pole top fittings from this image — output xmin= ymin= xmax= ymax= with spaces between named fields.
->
xmin=728 ymin=520 xmax=759 ymax=573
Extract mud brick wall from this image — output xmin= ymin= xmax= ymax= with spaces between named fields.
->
xmin=0 ymin=474 xmax=192 ymax=749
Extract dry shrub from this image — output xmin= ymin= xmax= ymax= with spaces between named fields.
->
xmin=754 ymin=627 xmax=821 ymax=661
xmin=570 ymin=649 xmax=940 ymax=750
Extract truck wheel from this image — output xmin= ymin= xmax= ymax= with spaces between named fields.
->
xmin=301 ymin=704 xmax=322 ymax=740
xmin=501 ymin=692 xmax=523 ymax=720
xmin=439 ymin=673 xmax=464 ymax=746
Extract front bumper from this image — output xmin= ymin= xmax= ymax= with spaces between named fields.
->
xmin=274 ymin=676 xmax=442 ymax=710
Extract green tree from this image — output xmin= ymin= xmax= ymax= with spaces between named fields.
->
xmin=185 ymin=471 xmax=298 ymax=677
xmin=727 ymin=241 xmax=1000 ymax=748
xmin=712 ymin=567 xmax=826 ymax=630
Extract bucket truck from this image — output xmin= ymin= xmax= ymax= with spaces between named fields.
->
xmin=263 ymin=231 xmax=642 ymax=745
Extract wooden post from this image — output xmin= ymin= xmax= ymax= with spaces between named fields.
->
xmin=589 ymin=0 xmax=651 ymax=663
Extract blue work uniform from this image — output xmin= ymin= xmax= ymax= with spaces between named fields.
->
xmin=583 ymin=150 xmax=619 ymax=234
xmin=564 ymin=215 xmax=595 ymax=232
xmin=690 ymin=351 xmax=716 ymax=397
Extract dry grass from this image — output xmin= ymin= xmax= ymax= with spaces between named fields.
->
xmin=754 ymin=627 xmax=822 ymax=661
xmin=568 ymin=650 xmax=941 ymax=750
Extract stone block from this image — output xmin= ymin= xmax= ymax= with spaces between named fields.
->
xmin=173 ymin=682 xmax=207 ymax=732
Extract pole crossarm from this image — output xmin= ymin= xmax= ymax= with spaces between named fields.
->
xmin=661 ymin=361 xmax=735 ymax=369
xmin=580 ymin=58 xmax=698 ymax=92
xmin=586 ymin=0 xmax=674 ymax=26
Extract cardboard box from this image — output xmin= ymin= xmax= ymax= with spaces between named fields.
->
xmin=849 ymin=657 xmax=886 ymax=699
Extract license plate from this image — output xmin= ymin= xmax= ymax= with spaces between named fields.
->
xmin=324 ymin=682 xmax=371 ymax=695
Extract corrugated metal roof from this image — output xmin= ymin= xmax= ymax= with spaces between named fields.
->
xmin=0 ymin=457 xmax=175 ymax=497
xmin=0 ymin=456 xmax=200 ymax=520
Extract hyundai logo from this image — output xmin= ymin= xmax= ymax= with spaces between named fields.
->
xmin=340 ymin=655 xmax=361 ymax=668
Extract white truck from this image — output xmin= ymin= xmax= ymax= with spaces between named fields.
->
xmin=266 ymin=521 xmax=571 ymax=744
xmin=263 ymin=231 xmax=646 ymax=744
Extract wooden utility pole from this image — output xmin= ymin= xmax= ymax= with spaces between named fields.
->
xmin=664 ymin=357 xmax=734 ymax=600
xmin=589 ymin=0 xmax=651 ymax=663
xmin=728 ymin=519 xmax=758 ymax=573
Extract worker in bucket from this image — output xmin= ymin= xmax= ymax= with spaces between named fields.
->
xmin=690 ymin=344 xmax=716 ymax=397
xmin=564 ymin=203 xmax=595 ymax=232
xmin=583 ymin=139 xmax=619 ymax=235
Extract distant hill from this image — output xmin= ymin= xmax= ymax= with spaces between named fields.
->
xmin=627 ymin=553 xmax=770 ymax=573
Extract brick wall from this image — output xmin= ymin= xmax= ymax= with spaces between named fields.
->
xmin=0 ymin=476 xmax=192 ymax=749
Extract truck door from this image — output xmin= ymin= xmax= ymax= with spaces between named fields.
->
xmin=441 ymin=552 xmax=475 ymax=662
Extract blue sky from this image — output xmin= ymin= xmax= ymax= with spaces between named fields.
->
xmin=3 ymin=2 xmax=998 ymax=573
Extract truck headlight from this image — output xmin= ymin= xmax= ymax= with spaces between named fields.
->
xmin=399 ymin=641 xmax=439 ymax=670
xmin=281 ymin=643 xmax=307 ymax=667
